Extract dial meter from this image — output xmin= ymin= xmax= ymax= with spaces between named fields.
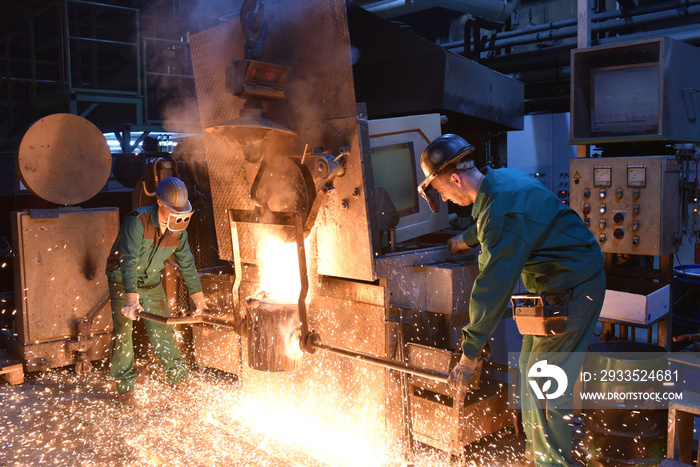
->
xmin=593 ymin=166 xmax=612 ymax=187
xmin=627 ymin=166 xmax=646 ymax=187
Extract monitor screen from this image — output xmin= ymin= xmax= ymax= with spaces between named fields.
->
xmin=590 ymin=63 xmax=659 ymax=135
xmin=370 ymin=142 xmax=419 ymax=217
xmin=368 ymin=113 xmax=446 ymax=245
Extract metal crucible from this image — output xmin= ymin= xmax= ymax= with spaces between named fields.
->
xmin=246 ymin=298 xmax=303 ymax=372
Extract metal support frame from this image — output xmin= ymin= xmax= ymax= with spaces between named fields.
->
xmin=577 ymin=0 xmax=593 ymax=49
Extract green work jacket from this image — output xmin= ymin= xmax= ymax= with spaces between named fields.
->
xmin=458 ymin=167 xmax=603 ymax=359
xmin=106 ymin=205 xmax=202 ymax=295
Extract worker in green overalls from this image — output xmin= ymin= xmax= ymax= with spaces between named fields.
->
xmin=106 ymin=176 xmax=206 ymax=408
xmin=417 ymin=134 xmax=605 ymax=466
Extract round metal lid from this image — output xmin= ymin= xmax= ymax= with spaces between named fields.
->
xmin=17 ymin=113 xmax=111 ymax=205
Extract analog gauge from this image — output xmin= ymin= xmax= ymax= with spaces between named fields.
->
xmin=593 ymin=167 xmax=612 ymax=187
xmin=627 ymin=166 xmax=646 ymax=187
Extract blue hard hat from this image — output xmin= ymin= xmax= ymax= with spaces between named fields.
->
xmin=155 ymin=177 xmax=192 ymax=213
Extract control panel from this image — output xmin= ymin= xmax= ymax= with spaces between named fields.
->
xmin=570 ymin=156 xmax=680 ymax=255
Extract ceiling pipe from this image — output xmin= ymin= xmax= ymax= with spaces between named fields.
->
xmin=362 ymin=0 xmax=519 ymax=22
xmin=361 ymin=0 xmax=427 ymax=16
xmin=500 ymin=4 xmax=700 ymax=49
xmin=596 ymin=23 xmax=700 ymax=46
xmin=443 ymin=0 xmax=700 ymax=51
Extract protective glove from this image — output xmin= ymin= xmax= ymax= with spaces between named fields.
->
xmin=447 ymin=353 xmax=481 ymax=393
xmin=190 ymin=291 xmax=207 ymax=317
xmin=447 ymin=233 xmax=469 ymax=255
xmin=121 ymin=293 xmax=143 ymax=320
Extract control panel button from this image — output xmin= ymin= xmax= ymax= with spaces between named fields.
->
xmin=614 ymin=228 xmax=624 ymax=240
xmin=632 ymin=235 xmax=640 ymax=247
xmin=599 ymin=233 xmax=606 ymax=244
xmin=632 ymin=220 xmax=639 ymax=231
xmin=613 ymin=212 xmax=625 ymax=224
xmin=599 ymin=203 xmax=606 ymax=214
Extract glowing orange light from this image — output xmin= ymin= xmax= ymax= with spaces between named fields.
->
xmin=256 ymin=233 xmax=301 ymax=304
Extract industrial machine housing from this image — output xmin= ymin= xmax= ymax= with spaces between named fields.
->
xmin=186 ymin=0 xmax=524 ymax=458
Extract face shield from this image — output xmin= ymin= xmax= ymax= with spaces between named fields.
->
xmin=417 ymin=159 xmax=474 ymax=214
xmin=418 ymin=177 xmax=440 ymax=213
xmin=417 ymin=135 xmax=475 ymax=213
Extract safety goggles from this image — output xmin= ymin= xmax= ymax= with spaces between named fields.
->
xmin=166 ymin=208 xmax=193 ymax=231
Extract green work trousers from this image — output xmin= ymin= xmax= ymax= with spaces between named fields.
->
xmin=109 ymin=281 xmax=188 ymax=394
xmin=518 ymin=269 xmax=606 ymax=466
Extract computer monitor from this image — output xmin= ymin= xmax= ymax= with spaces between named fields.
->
xmin=370 ymin=142 xmax=419 ymax=217
xmin=570 ymin=37 xmax=700 ymax=143
xmin=368 ymin=113 xmax=447 ymax=243
xmin=590 ymin=63 xmax=659 ymax=136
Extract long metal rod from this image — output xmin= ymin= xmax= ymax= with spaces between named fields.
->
xmin=294 ymin=213 xmax=310 ymax=339
xmin=310 ymin=340 xmax=449 ymax=384
xmin=135 ymin=310 xmax=238 ymax=329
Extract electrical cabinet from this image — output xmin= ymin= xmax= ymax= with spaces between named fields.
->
xmin=570 ymin=156 xmax=680 ymax=255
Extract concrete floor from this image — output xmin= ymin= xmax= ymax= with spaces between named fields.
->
xmin=3 ymin=319 xmax=694 ymax=467
xmin=0 ymin=365 xmax=333 ymax=467
xmin=0 ymin=361 xmax=530 ymax=467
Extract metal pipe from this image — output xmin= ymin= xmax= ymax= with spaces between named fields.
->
xmin=309 ymin=339 xmax=450 ymax=384
xmin=446 ymin=0 xmax=700 ymax=52
xmin=364 ymin=0 xmax=420 ymax=14
xmin=293 ymin=213 xmax=310 ymax=339
xmin=67 ymin=36 xmax=136 ymax=47
xmin=141 ymin=36 xmax=190 ymax=46
xmin=364 ymin=0 xmax=518 ymax=22
xmin=135 ymin=310 xmax=239 ymax=329
xmin=68 ymin=0 xmax=139 ymax=12
xmin=490 ymin=18 xmax=576 ymax=41
xmin=388 ymin=227 xmax=397 ymax=253
xmin=596 ymin=23 xmax=700 ymax=46
xmin=442 ymin=17 xmax=577 ymax=49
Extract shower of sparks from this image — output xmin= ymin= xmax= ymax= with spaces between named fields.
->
xmin=0 ymin=358 xmax=526 ymax=467
xmin=1 ymin=238 xmax=525 ymax=467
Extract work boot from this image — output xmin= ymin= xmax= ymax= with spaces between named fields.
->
xmin=171 ymin=377 xmax=196 ymax=392
xmin=169 ymin=377 xmax=199 ymax=404
xmin=117 ymin=391 xmax=138 ymax=408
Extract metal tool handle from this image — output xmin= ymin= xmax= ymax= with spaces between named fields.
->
xmin=135 ymin=310 xmax=238 ymax=329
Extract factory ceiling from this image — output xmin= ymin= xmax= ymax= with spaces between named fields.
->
xmin=1 ymin=0 xmax=699 ymax=149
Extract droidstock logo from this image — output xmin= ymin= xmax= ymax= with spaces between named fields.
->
xmin=528 ymin=360 xmax=568 ymax=400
